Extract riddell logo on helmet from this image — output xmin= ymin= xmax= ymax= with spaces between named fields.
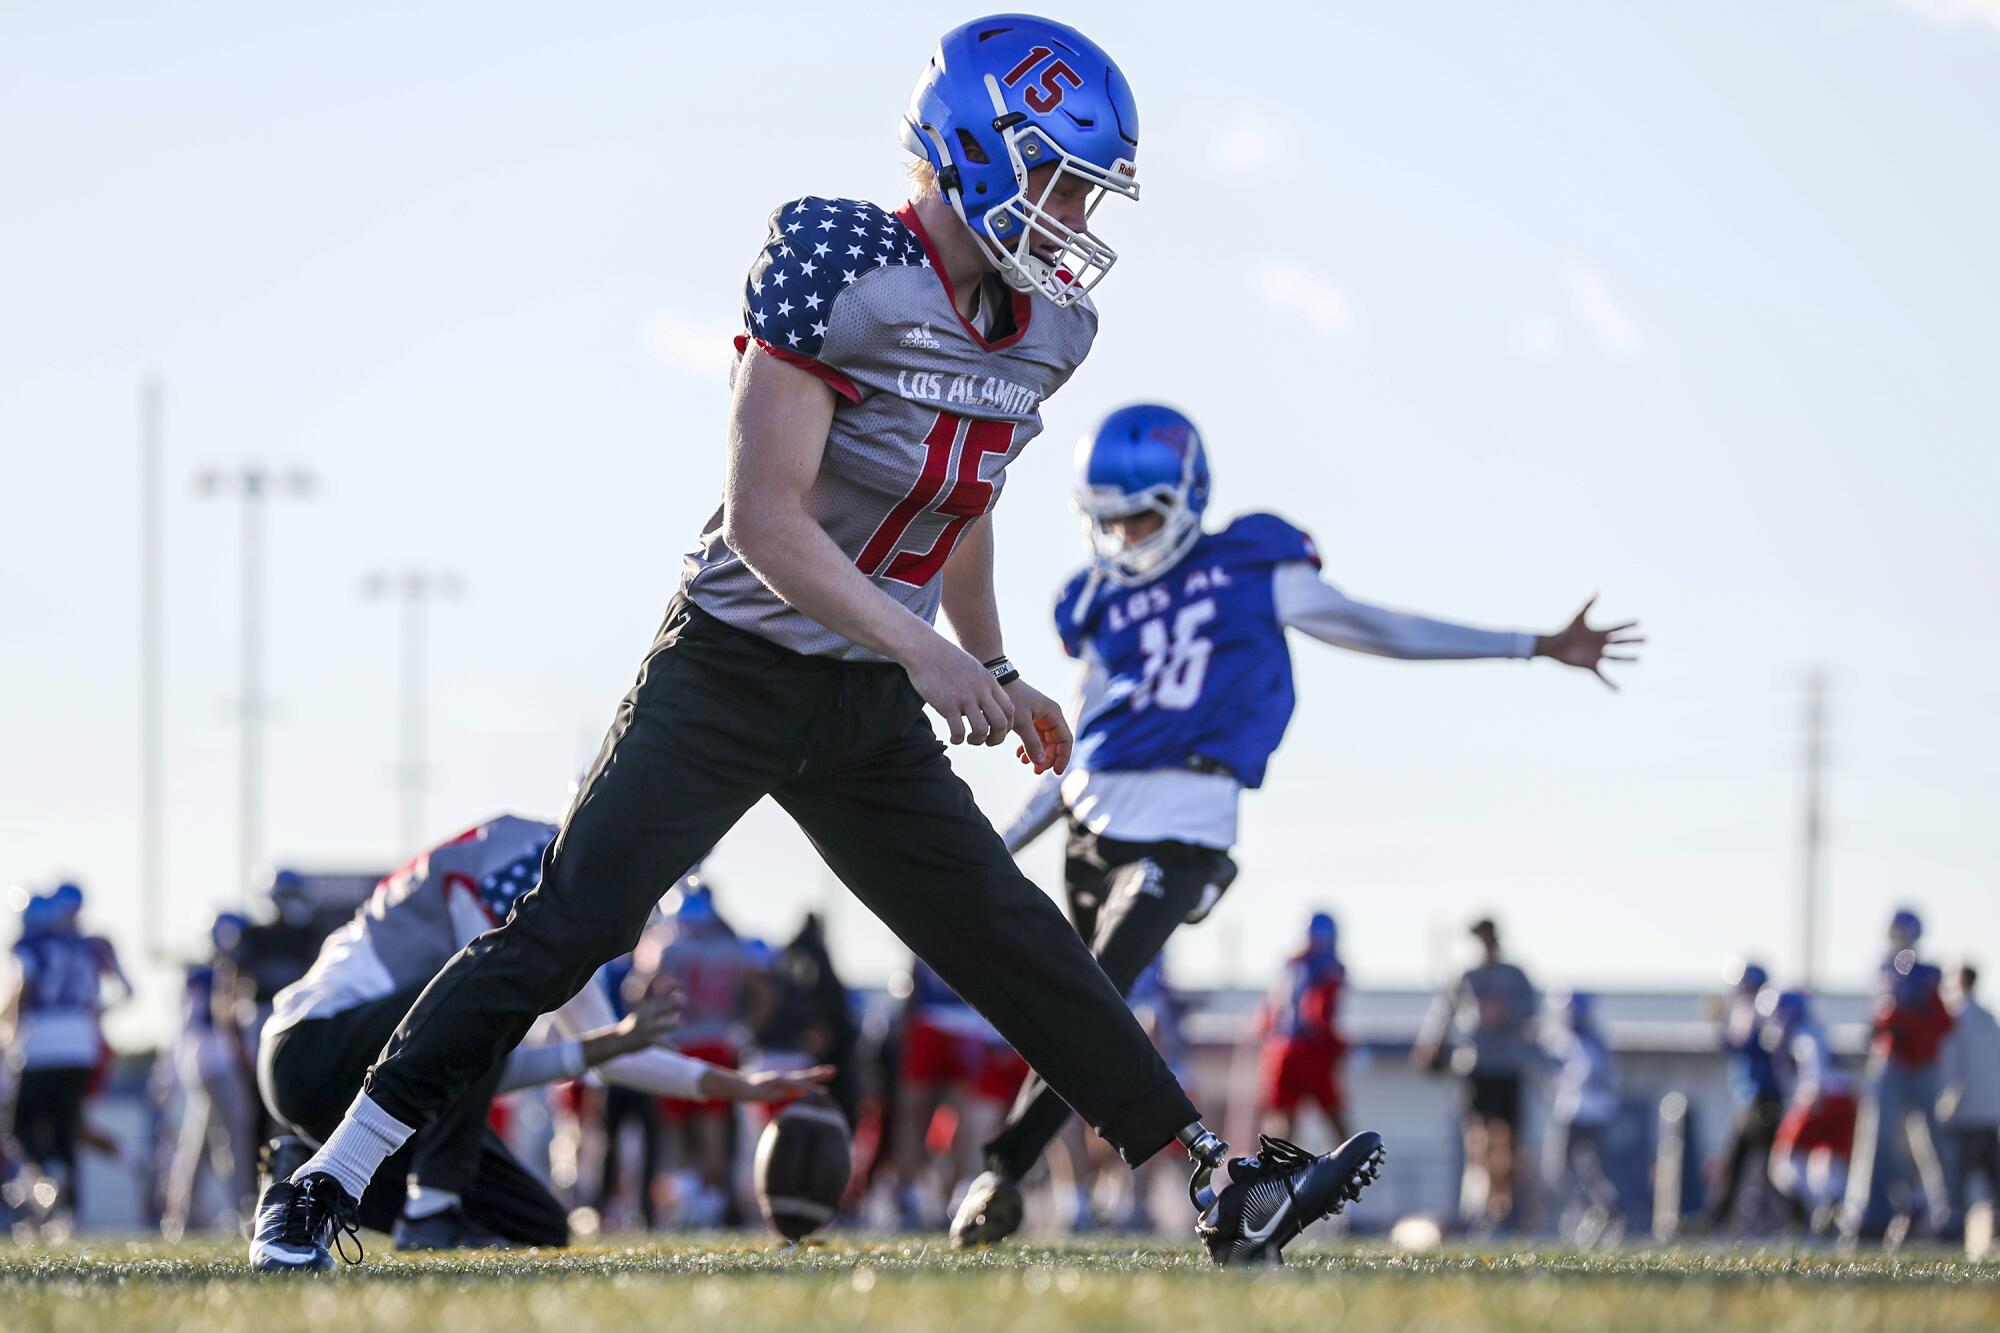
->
xmin=899 ymin=323 xmax=943 ymax=349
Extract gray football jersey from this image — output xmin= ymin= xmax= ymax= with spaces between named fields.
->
xmin=266 ymin=814 xmax=557 ymax=1030
xmin=680 ymin=196 xmax=1099 ymax=660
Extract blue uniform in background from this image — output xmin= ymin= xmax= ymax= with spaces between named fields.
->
xmin=1057 ymin=513 xmax=1320 ymax=790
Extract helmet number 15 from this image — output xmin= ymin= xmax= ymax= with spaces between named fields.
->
xmin=1133 ymin=599 xmax=1216 ymax=713
xmin=1001 ymin=46 xmax=1083 ymax=115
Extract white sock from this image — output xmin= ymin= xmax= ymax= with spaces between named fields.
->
xmin=403 ymin=1184 xmax=459 ymax=1219
xmin=291 ymin=1093 xmax=415 ymax=1200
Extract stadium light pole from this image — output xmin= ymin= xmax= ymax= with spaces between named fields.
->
xmin=195 ymin=463 xmax=317 ymax=903
xmin=361 ymin=570 xmax=464 ymax=854
xmin=139 ymin=376 xmax=165 ymax=958
xmin=1797 ymin=670 xmax=1830 ymax=990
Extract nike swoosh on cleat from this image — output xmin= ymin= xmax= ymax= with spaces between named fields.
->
xmin=1242 ymin=1198 xmax=1292 ymax=1244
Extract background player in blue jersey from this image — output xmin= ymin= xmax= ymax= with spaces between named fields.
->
xmin=255 ymin=19 xmax=1377 ymax=1273
xmin=4 ymin=884 xmax=130 ymax=1229
xmin=953 ymin=401 xmax=1641 ymax=1246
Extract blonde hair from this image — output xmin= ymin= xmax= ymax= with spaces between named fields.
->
xmin=905 ymin=156 xmax=940 ymax=199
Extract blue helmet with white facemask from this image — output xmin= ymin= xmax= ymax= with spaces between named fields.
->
xmin=901 ymin=14 xmax=1140 ymax=306
xmin=1074 ymin=403 xmax=1211 ymax=586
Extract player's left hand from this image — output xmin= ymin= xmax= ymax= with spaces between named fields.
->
xmin=736 ymin=1065 xmax=838 ymax=1101
xmin=1004 ymin=678 xmax=1073 ymax=775
xmin=1533 ymin=593 xmax=1644 ymax=690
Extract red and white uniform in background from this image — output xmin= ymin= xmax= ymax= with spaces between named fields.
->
xmin=1257 ymin=950 xmax=1347 ymax=1119
xmin=901 ymin=961 xmax=1026 ymax=1104
xmin=1775 ymin=1018 xmax=1857 ymax=1160
xmin=635 ymin=914 xmax=749 ymax=1118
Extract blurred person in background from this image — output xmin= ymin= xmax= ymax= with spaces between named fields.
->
xmin=631 ymin=875 xmax=752 ymax=1227
xmin=1415 ymin=917 xmax=1539 ymax=1234
xmin=580 ymin=950 xmax=664 ymax=1232
xmin=213 ymin=869 xmax=327 ymax=1207
xmin=772 ymin=913 xmax=859 ymax=1127
xmin=1937 ymin=963 xmax=2000 ymax=1240
xmin=1765 ymin=989 xmax=1857 ymax=1234
xmin=886 ymin=958 xmax=1012 ymax=1230
xmin=960 ymin=398 xmax=1635 ymax=1247
xmin=1256 ymin=911 xmax=1348 ymax=1144
xmin=160 ymin=914 xmax=254 ymax=1239
xmin=1841 ymin=907 xmax=1954 ymax=1242
xmin=45 ymin=884 xmax=136 ymax=1165
xmin=1540 ymin=989 xmax=1622 ymax=1244
xmin=1704 ymin=959 xmax=1790 ymax=1234
xmin=3 ymin=885 xmax=130 ymax=1230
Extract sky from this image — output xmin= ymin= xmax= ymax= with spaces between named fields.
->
xmin=3 ymin=0 xmax=1997 ymax=1045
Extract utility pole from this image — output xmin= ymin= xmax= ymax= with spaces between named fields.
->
xmin=1798 ymin=670 xmax=1830 ymax=990
xmin=361 ymin=570 xmax=464 ymax=853
xmin=139 ymin=377 xmax=164 ymax=957
xmin=195 ymin=464 xmax=316 ymax=902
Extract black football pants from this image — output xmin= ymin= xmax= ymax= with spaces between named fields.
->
xmin=359 ymin=594 xmax=1198 ymax=1169
xmin=260 ymin=984 xmax=568 ymax=1244
xmin=983 ymin=824 xmax=1226 ymax=1180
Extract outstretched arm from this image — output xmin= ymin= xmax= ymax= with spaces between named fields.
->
xmin=1274 ymin=565 xmax=1642 ymax=688
xmin=541 ymin=968 xmax=833 ymax=1103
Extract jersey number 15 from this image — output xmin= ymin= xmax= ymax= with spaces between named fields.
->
xmin=857 ymin=409 xmax=1015 ymax=588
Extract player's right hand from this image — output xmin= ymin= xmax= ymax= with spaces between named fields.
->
xmin=904 ymin=638 xmax=1016 ymax=747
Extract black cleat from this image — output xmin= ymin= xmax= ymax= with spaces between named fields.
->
xmin=248 ymin=1171 xmax=362 ymax=1274
xmin=1196 ymin=1131 xmax=1385 ymax=1267
xmin=259 ymin=1136 xmax=314 ymax=1198
xmin=392 ymin=1203 xmax=511 ymax=1252
xmin=950 ymin=1171 xmax=1025 ymax=1248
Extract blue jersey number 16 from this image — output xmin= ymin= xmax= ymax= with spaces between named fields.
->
xmin=1132 ymin=598 xmax=1216 ymax=712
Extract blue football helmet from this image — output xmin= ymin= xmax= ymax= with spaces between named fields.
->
xmin=1074 ymin=402 xmax=1210 ymax=585
xmin=20 ymin=892 xmax=56 ymax=936
xmin=1760 ymin=987 xmax=1810 ymax=1030
xmin=901 ymin=14 xmax=1139 ymax=306
xmin=211 ymin=911 xmax=249 ymax=954
xmin=1726 ymin=958 xmax=1769 ymax=994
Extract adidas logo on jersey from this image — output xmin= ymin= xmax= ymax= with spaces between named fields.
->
xmin=899 ymin=322 xmax=943 ymax=349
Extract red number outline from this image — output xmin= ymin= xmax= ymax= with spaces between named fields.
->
xmin=1002 ymin=46 xmax=1054 ymax=87
xmin=1024 ymin=60 xmax=1083 ymax=115
xmin=856 ymin=410 xmax=1015 ymax=587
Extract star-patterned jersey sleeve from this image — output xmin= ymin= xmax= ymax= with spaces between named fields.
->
xmin=735 ymin=195 xmax=918 ymax=404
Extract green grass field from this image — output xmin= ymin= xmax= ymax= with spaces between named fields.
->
xmin=4 ymin=1236 xmax=1998 ymax=1332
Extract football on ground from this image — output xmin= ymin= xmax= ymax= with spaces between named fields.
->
xmin=753 ymin=1094 xmax=853 ymax=1240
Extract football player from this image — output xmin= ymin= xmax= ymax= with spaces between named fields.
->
xmin=1765 ymin=988 xmax=1857 ymax=1234
xmin=252 ymin=814 xmax=830 ymax=1259
xmin=1256 ymin=912 xmax=1349 ymax=1145
xmin=4 ymin=885 xmax=127 ymax=1229
xmin=252 ymin=16 xmax=1378 ymax=1273
xmin=213 ymin=869 xmax=328 ymax=1209
xmin=953 ymin=402 xmax=1639 ymax=1245
xmin=629 ymin=881 xmax=752 ymax=1227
